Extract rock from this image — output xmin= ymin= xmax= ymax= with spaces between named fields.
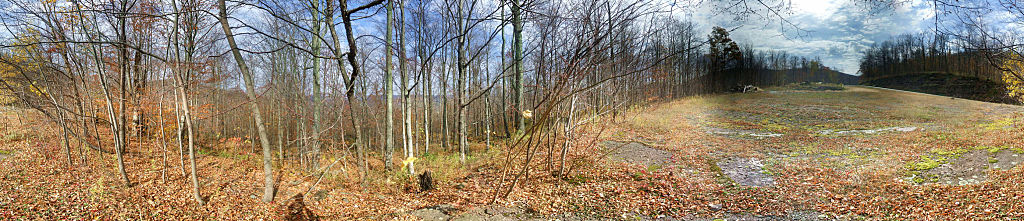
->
xmin=705 ymin=127 xmax=782 ymax=139
xmin=910 ymin=149 xmax=1024 ymax=185
xmin=743 ymin=85 xmax=762 ymax=93
xmin=410 ymin=204 xmax=457 ymax=221
xmin=708 ymin=203 xmax=723 ymax=211
xmin=452 ymin=206 xmax=519 ymax=221
xmin=819 ymin=126 xmax=918 ymax=136
xmin=731 ymin=85 xmax=762 ymax=93
xmin=717 ymin=157 xmax=776 ymax=187
xmin=411 ymin=208 xmax=451 ymax=221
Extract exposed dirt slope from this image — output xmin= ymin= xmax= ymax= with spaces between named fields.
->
xmin=862 ymin=72 xmax=1017 ymax=104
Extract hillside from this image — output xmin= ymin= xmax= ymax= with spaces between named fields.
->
xmin=861 ymin=72 xmax=1017 ymax=104
xmin=766 ymin=68 xmax=860 ymax=85
xmin=691 ymin=68 xmax=858 ymax=94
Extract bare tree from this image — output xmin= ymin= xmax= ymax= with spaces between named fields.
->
xmin=384 ymin=0 xmax=396 ymax=170
xmin=218 ymin=0 xmax=277 ymax=202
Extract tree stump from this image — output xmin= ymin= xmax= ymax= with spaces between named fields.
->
xmin=419 ymin=170 xmax=434 ymax=192
xmin=281 ymin=193 xmax=318 ymax=221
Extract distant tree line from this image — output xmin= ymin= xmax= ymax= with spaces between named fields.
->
xmin=859 ymin=33 xmax=1004 ymax=82
xmin=649 ymin=25 xmax=849 ymax=98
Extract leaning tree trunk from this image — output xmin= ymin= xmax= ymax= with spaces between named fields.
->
xmin=218 ymin=0 xmax=275 ymax=202
xmin=81 ymin=3 xmax=129 ymax=185
xmin=175 ymin=76 xmax=204 ymax=205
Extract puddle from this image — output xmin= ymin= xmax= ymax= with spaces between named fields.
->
xmin=705 ymin=127 xmax=783 ymax=138
xmin=602 ymin=141 xmax=673 ymax=168
xmin=908 ymin=149 xmax=1024 ymax=185
xmin=818 ymin=126 xmax=918 ymax=135
xmin=717 ymin=157 xmax=776 ymax=187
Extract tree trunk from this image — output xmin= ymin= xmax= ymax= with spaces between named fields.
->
xmin=456 ymin=0 xmax=468 ymax=165
xmin=308 ymin=0 xmax=324 ymax=169
xmin=511 ymin=0 xmax=525 ymax=133
xmin=398 ymin=0 xmax=414 ymax=175
xmin=558 ymin=95 xmax=577 ymax=177
xmin=158 ymin=72 xmax=169 ymax=183
xmin=337 ymin=0 xmax=382 ymax=183
xmin=218 ymin=0 xmax=276 ymax=202
xmin=384 ymin=0 xmax=395 ymax=170
xmin=176 ymin=78 xmax=204 ymax=205
xmin=441 ymin=57 xmax=449 ymax=151
xmin=81 ymin=1 xmax=129 ymax=185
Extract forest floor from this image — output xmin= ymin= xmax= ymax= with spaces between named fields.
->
xmin=1 ymin=84 xmax=1024 ymax=220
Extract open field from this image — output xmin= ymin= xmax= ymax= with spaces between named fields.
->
xmin=595 ymin=84 xmax=1024 ymax=219
xmin=1 ymin=85 xmax=1023 ymax=220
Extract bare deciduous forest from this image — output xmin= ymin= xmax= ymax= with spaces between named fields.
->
xmin=0 ymin=0 xmax=1022 ymax=219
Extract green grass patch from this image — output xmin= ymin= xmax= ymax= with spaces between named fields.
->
xmin=646 ymin=164 xmax=662 ymax=172
xmin=927 ymin=132 xmax=958 ymax=141
xmin=929 ymin=148 xmax=969 ymax=158
xmin=981 ymin=146 xmax=1005 ymax=154
xmin=911 ymin=173 xmax=940 ymax=184
xmin=979 ymin=117 xmax=1016 ymax=131
xmin=912 ymin=146 xmax=1010 ymax=171
xmin=708 ymin=159 xmax=733 ymax=186
xmin=759 ymin=119 xmax=790 ymax=133
xmin=908 ymin=155 xmax=945 ymax=171
xmin=1011 ymin=147 xmax=1024 ymax=154
xmin=912 ymin=176 xmax=925 ymax=184
xmin=415 ymin=152 xmax=461 ymax=184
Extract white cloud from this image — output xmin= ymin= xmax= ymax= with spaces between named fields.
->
xmin=791 ymin=0 xmax=841 ymax=19
xmin=678 ymin=0 xmax=937 ymax=75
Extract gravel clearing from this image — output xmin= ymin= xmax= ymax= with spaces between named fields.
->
xmin=909 ymin=149 xmax=1024 ymax=185
xmin=818 ymin=126 xmax=918 ymax=136
xmin=705 ymin=127 xmax=784 ymax=138
xmin=717 ymin=157 xmax=776 ymax=187
xmin=602 ymin=141 xmax=673 ymax=168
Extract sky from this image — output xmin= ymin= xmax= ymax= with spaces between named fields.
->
xmin=679 ymin=0 xmax=937 ymax=75
xmin=0 ymin=0 xmax=949 ymax=78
